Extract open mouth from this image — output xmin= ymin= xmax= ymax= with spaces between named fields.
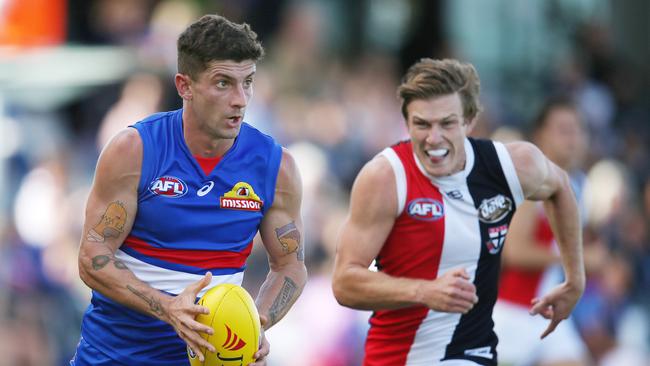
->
xmin=427 ymin=148 xmax=449 ymax=159
xmin=227 ymin=116 xmax=242 ymax=125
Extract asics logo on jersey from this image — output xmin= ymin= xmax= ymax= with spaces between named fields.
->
xmin=197 ymin=181 xmax=215 ymax=196
xmin=220 ymin=182 xmax=263 ymax=212
xmin=477 ymin=194 xmax=512 ymax=223
xmin=149 ymin=176 xmax=188 ymax=198
xmin=222 ymin=324 xmax=247 ymax=351
xmin=407 ymin=198 xmax=444 ymax=221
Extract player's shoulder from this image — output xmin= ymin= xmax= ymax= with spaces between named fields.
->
xmin=351 ymin=154 xmax=396 ymax=200
xmin=96 ymin=128 xmax=143 ymax=177
xmin=274 ymin=148 xmax=302 ymax=195
xmin=103 ymin=128 xmax=143 ymax=157
xmin=347 ymin=154 xmax=398 ymax=218
xmin=358 ymin=154 xmax=395 ymax=185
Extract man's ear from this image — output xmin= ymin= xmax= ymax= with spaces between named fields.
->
xmin=464 ymin=117 xmax=477 ymax=135
xmin=174 ymin=73 xmax=192 ymax=100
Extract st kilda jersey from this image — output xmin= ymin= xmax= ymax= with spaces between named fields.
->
xmin=79 ymin=109 xmax=282 ymax=365
xmin=364 ymin=138 xmax=524 ymax=366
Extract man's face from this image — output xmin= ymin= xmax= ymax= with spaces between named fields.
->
xmin=185 ymin=60 xmax=256 ymax=139
xmin=536 ymin=107 xmax=586 ymax=170
xmin=406 ymin=93 xmax=473 ymax=177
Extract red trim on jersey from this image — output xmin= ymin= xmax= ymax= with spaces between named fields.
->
xmin=498 ymin=206 xmax=554 ymax=306
xmin=364 ymin=141 xmax=446 ymax=366
xmin=194 ymin=155 xmax=222 ymax=176
xmin=122 ymin=235 xmax=252 ymax=269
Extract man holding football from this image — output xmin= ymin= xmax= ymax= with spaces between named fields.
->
xmin=332 ymin=58 xmax=585 ymax=365
xmin=71 ymin=14 xmax=307 ymax=366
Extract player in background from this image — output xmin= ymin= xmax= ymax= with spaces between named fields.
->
xmin=494 ymin=98 xmax=591 ymax=366
xmin=71 ymin=14 xmax=307 ymax=366
xmin=332 ymin=59 xmax=585 ymax=366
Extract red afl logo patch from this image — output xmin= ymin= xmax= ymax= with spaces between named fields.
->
xmin=407 ymin=198 xmax=444 ymax=221
xmin=149 ymin=176 xmax=188 ymax=197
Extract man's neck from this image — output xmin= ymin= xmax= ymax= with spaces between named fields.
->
xmin=182 ymin=109 xmax=234 ymax=158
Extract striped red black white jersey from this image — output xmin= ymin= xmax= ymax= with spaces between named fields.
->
xmin=364 ymin=138 xmax=524 ymax=366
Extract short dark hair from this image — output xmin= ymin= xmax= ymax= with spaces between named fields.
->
xmin=531 ymin=96 xmax=581 ymax=133
xmin=177 ymin=14 xmax=265 ymax=80
xmin=398 ymin=58 xmax=482 ymax=121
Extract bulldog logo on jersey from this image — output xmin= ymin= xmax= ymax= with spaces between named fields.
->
xmin=486 ymin=224 xmax=508 ymax=254
xmin=407 ymin=198 xmax=444 ymax=221
xmin=149 ymin=176 xmax=188 ymax=198
xmin=220 ymin=182 xmax=263 ymax=211
xmin=477 ymin=194 xmax=512 ymax=223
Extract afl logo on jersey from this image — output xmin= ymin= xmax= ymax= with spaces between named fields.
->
xmin=407 ymin=198 xmax=444 ymax=221
xmin=149 ymin=176 xmax=188 ymax=198
xmin=220 ymin=182 xmax=263 ymax=211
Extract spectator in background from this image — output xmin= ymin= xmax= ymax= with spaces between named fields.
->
xmin=70 ymin=14 xmax=306 ymax=365
xmin=493 ymin=98 xmax=593 ymax=366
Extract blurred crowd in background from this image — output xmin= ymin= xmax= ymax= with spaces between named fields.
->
xmin=0 ymin=0 xmax=648 ymax=365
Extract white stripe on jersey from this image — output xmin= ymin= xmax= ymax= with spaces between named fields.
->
xmin=115 ymin=249 xmax=244 ymax=296
xmin=493 ymin=142 xmax=524 ymax=206
xmin=406 ymin=175 xmax=483 ymax=365
xmin=379 ymin=139 xmax=485 ymax=364
xmin=379 ymin=147 xmax=407 ymax=216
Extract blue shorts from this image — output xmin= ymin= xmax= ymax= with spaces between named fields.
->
xmin=70 ymin=337 xmax=129 ymax=366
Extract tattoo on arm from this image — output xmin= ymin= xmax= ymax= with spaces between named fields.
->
xmin=86 ymin=201 xmax=127 ymax=242
xmin=268 ymin=277 xmax=298 ymax=326
xmin=275 ymin=221 xmax=302 ymax=259
xmin=91 ymin=254 xmax=128 ymax=270
xmin=127 ymin=284 xmax=166 ymax=317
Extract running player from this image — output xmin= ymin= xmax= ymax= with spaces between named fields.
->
xmin=71 ymin=14 xmax=307 ymax=366
xmin=332 ymin=59 xmax=585 ymax=365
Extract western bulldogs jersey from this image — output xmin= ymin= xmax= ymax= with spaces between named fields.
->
xmin=78 ymin=109 xmax=282 ymax=365
xmin=364 ymin=138 xmax=524 ymax=366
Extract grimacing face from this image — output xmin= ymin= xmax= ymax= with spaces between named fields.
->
xmin=406 ymin=93 xmax=474 ymax=177
xmin=185 ymin=60 xmax=256 ymax=140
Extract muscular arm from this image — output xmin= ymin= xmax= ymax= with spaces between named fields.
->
xmin=507 ymin=141 xmax=585 ymax=337
xmin=502 ymin=200 xmax=560 ymax=270
xmin=332 ymin=156 xmax=477 ymax=312
xmin=78 ymin=128 xmax=214 ymax=360
xmin=507 ymin=141 xmax=584 ymax=288
xmin=255 ymin=149 xmax=308 ymax=329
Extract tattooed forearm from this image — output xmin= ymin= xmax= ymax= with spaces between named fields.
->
xmin=91 ymin=254 xmax=128 ymax=270
xmin=275 ymin=221 xmax=301 ymax=257
xmin=268 ymin=277 xmax=298 ymax=326
xmin=86 ymin=201 xmax=127 ymax=242
xmin=127 ymin=284 xmax=166 ymax=317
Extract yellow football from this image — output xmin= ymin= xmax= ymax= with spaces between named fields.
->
xmin=188 ymin=284 xmax=261 ymax=366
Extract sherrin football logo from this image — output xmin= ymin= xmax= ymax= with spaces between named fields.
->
xmin=407 ymin=198 xmax=444 ymax=221
xmin=149 ymin=176 xmax=188 ymax=197
xmin=220 ymin=182 xmax=263 ymax=211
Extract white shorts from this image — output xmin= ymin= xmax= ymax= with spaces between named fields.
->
xmin=493 ymin=300 xmax=587 ymax=366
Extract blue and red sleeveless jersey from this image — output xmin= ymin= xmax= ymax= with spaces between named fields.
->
xmin=79 ymin=109 xmax=282 ymax=365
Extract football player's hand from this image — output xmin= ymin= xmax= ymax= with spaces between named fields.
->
xmin=530 ymin=281 xmax=583 ymax=339
xmin=417 ymin=268 xmax=478 ymax=313
xmin=249 ymin=314 xmax=270 ymax=366
xmin=164 ymin=272 xmax=215 ymax=362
